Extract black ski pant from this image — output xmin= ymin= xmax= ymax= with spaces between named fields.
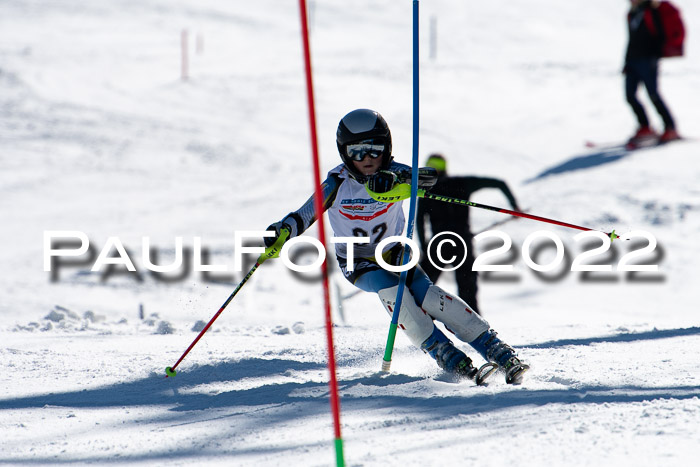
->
xmin=625 ymin=58 xmax=675 ymax=131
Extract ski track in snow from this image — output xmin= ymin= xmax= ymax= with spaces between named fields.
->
xmin=1 ymin=0 xmax=700 ymax=465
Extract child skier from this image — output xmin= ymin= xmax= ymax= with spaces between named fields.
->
xmin=263 ymin=109 xmax=529 ymax=384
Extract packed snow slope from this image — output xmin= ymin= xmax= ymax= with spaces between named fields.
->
xmin=1 ymin=0 xmax=699 ymax=465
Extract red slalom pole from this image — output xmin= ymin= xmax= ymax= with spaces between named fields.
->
xmin=298 ymin=1 xmax=345 ymax=465
xmin=181 ymin=29 xmax=189 ymax=81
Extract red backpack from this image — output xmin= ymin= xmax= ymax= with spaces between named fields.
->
xmin=644 ymin=1 xmax=686 ymax=57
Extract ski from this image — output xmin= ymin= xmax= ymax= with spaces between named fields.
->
xmin=475 ymin=362 xmax=499 ymax=386
xmin=584 ymin=136 xmax=687 ymax=152
xmin=624 ymin=136 xmax=664 ymax=151
xmin=504 ymin=362 xmax=530 ymax=385
xmin=584 ymin=140 xmax=624 ymax=150
xmin=584 ymin=139 xmax=655 ymax=151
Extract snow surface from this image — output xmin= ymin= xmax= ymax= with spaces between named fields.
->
xmin=1 ymin=0 xmax=700 ymax=465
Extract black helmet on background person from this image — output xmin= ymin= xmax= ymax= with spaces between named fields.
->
xmin=336 ymin=109 xmax=393 ymax=182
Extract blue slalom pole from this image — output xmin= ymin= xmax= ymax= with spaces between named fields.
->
xmin=382 ymin=0 xmax=420 ymax=372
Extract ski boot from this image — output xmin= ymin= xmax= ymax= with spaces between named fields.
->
xmin=422 ymin=327 xmax=497 ymax=385
xmin=658 ymin=128 xmax=681 ymax=144
xmin=626 ymin=126 xmax=658 ymax=149
xmin=502 ymin=356 xmax=530 ymax=385
xmin=470 ymin=329 xmax=529 ymax=385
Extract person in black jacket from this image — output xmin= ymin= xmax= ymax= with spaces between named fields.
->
xmin=416 ymin=154 xmax=520 ymax=316
xmin=625 ymin=0 xmax=679 ymax=145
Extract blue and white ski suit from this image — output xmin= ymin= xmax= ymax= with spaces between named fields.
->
xmin=272 ymin=161 xmax=491 ymax=349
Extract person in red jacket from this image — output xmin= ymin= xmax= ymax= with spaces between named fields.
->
xmin=624 ymin=0 xmax=680 ymax=146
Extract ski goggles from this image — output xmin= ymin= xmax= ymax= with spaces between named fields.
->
xmin=346 ymin=140 xmax=385 ymax=161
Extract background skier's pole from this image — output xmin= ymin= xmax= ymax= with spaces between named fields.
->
xmin=298 ymin=1 xmax=345 ymax=465
xmin=382 ymin=0 xmax=421 ymax=373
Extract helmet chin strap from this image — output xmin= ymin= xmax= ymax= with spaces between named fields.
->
xmin=349 ymin=173 xmax=368 ymax=183
xmin=344 ymin=152 xmax=393 ymax=183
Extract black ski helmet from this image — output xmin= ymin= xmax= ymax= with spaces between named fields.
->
xmin=336 ymin=109 xmax=393 ymax=181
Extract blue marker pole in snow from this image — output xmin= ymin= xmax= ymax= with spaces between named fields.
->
xmin=382 ymin=0 xmax=420 ymax=372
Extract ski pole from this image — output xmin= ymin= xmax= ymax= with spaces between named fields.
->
xmin=421 ymin=191 xmax=619 ymax=240
xmin=472 ymin=208 xmax=529 ymax=235
xmin=165 ymin=229 xmax=289 ymax=377
xmin=366 ymin=184 xmax=620 ymax=241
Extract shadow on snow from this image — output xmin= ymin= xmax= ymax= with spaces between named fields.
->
xmin=1 ymin=328 xmax=699 ymax=463
xmin=524 ymin=326 xmax=700 ymax=349
xmin=524 ymin=146 xmax=633 ymax=184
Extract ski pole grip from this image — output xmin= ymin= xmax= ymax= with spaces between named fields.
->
xmin=365 ymin=183 xmax=425 ymax=203
xmin=258 ymin=227 xmax=290 ymax=263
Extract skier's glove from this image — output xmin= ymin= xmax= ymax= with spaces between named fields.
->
xmin=261 ymin=222 xmax=291 ymax=262
xmin=367 ymin=170 xmax=399 ymax=193
xmin=395 ymin=167 xmax=439 ymax=190
xmin=417 ymin=167 xmax=438 ymax=190
xmin=263 ymin=221 xmax=291 ymax=247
